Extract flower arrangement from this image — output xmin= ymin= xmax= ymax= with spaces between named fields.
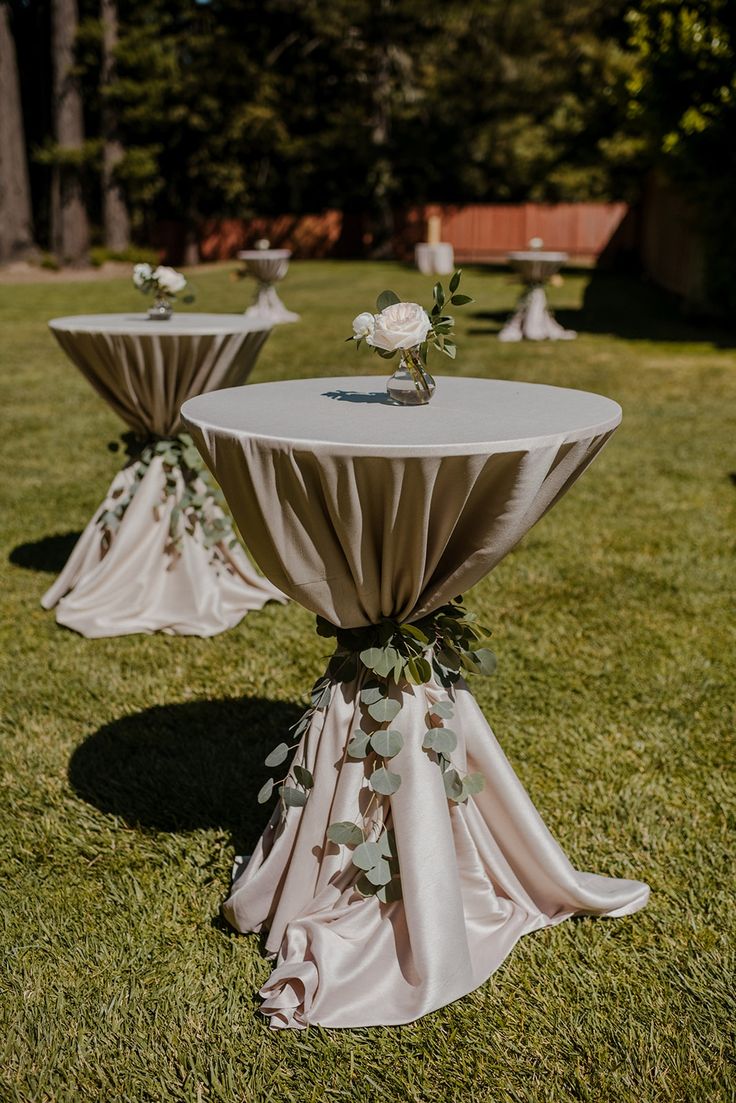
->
xmin=348 ymin=271 xmax=472 ymax=404
xmin=132 ymin=263 xmax=193 ymax=318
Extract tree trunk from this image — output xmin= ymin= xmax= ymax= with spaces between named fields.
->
xmin=51 ymin=0 xmax=90 ymax=266
xmin=0 ymin=4 xmax=36 ymax=262
xmin=100 ymin=0 xmax=129 ymax=252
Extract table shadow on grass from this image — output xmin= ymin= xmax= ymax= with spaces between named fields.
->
xmin=467 ymin=270 xmax=736 ymax=347
xmin=9 ymin=531 xmax=81 ymax=573
xmin=68 ymin=697 xmax=302 ymax=856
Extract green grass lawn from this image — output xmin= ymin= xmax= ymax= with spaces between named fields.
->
xmin=1 ymin=262 xmax=734 ymax=1103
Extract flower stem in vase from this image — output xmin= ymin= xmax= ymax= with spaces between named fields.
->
xmin=386 ymin=346 xmax=436 ymax=406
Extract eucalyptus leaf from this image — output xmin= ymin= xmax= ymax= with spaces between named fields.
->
xmin=462 ymin=772 xmax=485 ymax=798
xmin=449 ymin=269 xmax=462 ymax=292
xmin=372 ymin=646 xmax=400 ymax=678
xmin=406 ymin=656 xmax=432 ymax=685
xmin=475 ymin=648 xmax=497 ymax=675
xmin=437 ymin=647 xmax=462 ymax=672
xmin=458 ymin=648 xmax=480 ymax=671
xmin=312 ymin=683 xmax=332 ymax=708
xmin=367 ymin=697 xmax=401 ymax=723
xmin=443 ymin=768 xmax=464 ymax=801
xmin=423 ymin=727 xmax=457 ymax=755
xmin=376 ymin=289 xmax=400 ymax=311
xmin=359 ymin=647 xmax=384 ymax=673
xmin=326 ymin=821 xmax=363 ymax=847
xmin=369 ymin=765 xmax=402 ymax=795
xmin=290 ymin=714 xmax=311 ymax=737
xmin=360 ymin=684 xmax=386 ymax=706
xmin=450 ymin=293 xmax=473 ymax=305
xmin=377 ymin=878 xmax=403 ymax=903
xmin=352 ymin=840 xmax=383 ymax=870
xmin=429 ymin=700 xmax=454 ymax=720
xmin=293 ymin=764 xmax=314 ymax=788
xmin=377 ymin=830 xmax=394 ymax=858
xmin=401 ymin=623 xmax=430 ymax=645
xmin=365 ymin=858 xmax=392 ymax=886
xmin=264 ymin=742 xmax=289 ymax=768
xmin=347 ymin=730 xmax=371 ymax=759
xmin=433 ymin=282 xmax=444 ymax=308
xmin=281 ymin=786 xmax=308 ymax=808
xmin=370 ymin=728 xmax=403 ymax=758
xmin=257 ymin=778 xmax=274 ymax=804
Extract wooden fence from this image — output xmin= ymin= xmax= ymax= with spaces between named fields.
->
xmin=156 ymin=187 xmax=709 ymax=309
xmin=187 ymin=201 xmax=636 ymax=266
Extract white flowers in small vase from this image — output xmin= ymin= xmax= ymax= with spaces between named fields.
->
xmin=133 ymin=263 xmax=193 ymax=319
xmin=348 ymin=271 xmax=472 ymax=405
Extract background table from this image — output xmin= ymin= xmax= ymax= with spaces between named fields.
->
xmin=183 ymin=375 xmax=648 ymax=1029
xmin=499 ymin=250 xmax=577 ymax=342
xmin=238 ymin=249 xmax=300 ymax=324
xmin=414 ymin=242 xmax=455 ymax=276
xmin=43 ymin=313 xmax=285 ymax=637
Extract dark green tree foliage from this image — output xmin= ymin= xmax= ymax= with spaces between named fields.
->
xmin=7 ymin=0 xmax=735 ymax=288
xmin=67 ymin=0 xmax=646 ymax=230
xmin=626 ymin=0 xmax=736 ymax=308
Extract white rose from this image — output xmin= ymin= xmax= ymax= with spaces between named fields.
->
xmin=153 ymin=266 xmax=187 ymax=294
xmin=132 ymin=262 xmax=153 ymax=288
xmin=352 ymin=311 xmax=376 ymax=339
xmin=367 ymin=301 xmax=431 ymax=352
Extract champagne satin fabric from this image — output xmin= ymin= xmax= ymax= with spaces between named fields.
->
xmin=183 ymin=376 xmax=649 ymax=1028
xmin=43 ymin=315 xmax=284 ymax=637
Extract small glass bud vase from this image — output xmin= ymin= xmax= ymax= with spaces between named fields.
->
xmin=386 ymin=346 xmax=436 ymax=406
xmin=148 ymin=296 xmax=173 ymax=321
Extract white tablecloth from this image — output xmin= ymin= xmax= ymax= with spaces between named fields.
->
xmin=182 ymin=376 xmax=648 ymax=1029
xmin=42 ymin=313 xmax=284 ymax=637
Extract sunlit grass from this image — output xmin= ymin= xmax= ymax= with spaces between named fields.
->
xmin=1 ymin=262 xmax=734 ymax=1102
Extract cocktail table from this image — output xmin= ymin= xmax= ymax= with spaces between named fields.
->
xmin=183 ymin=375 xmax=648 ymax=1028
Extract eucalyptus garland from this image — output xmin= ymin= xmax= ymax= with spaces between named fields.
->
xmin=98 ymin=432 xmax=237 ymax=560
xmin=258 ymin=597 xmax=496 ymax=903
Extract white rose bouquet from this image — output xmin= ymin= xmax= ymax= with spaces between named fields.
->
xmin=347 ymin=270 xmax=472 ymax=403
xmin=132 ymin=263 xmax=194 ymax=314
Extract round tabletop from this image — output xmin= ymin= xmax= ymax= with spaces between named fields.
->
xmin=182 ymin=376 xmax=621 ymax=457
xmin=237 ymin=249 xmax=291 ymax=261
xmin=49 ymin=313 xmax=271 ymax=337
xmin=507 ymin=251 xmax=568 ymax=263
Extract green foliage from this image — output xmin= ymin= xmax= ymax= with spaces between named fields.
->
xmin=625 ymin=0 xmax=736 ymax=309
xmin=100 ymin=433 xmax=233 ymax=560
xmin=11 ymin=0 xmax=647 ymax=249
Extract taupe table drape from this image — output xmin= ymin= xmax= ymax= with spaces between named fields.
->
xmin=183 ymin=375 xmax=648 ymax=1028
xmin=43 ymin=314 xmax=285 ymax=637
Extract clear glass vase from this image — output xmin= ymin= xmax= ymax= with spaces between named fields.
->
xmin=386 ymin=346 xmax=436 ymax=406
xmin=148 ymin=296 xmax=173 ymax=321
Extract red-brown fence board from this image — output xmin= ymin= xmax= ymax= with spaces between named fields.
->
xmin=159 ymin=201 xmax=634 ymax=266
